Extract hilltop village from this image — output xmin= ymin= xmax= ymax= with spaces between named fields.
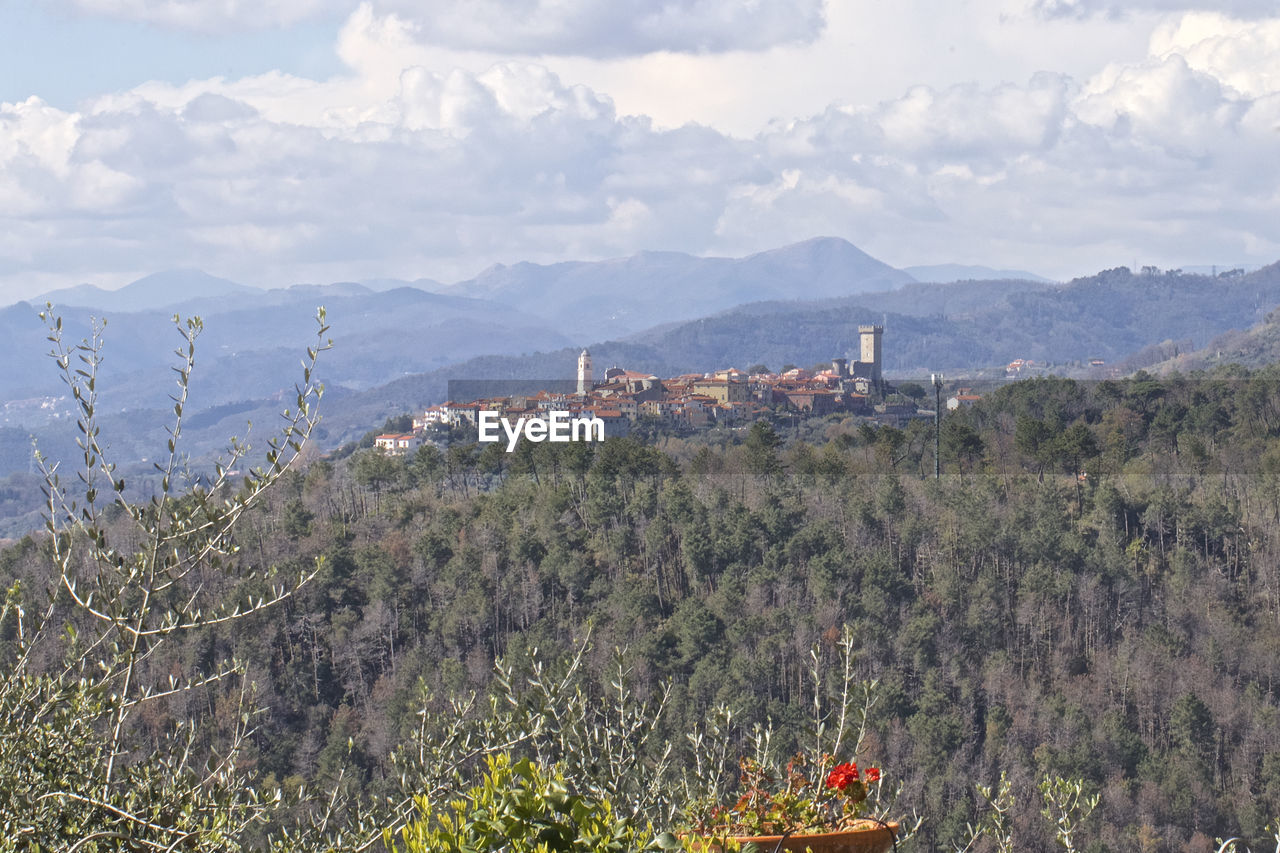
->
xmin=374 ymin=326 xmax=986 ymax=453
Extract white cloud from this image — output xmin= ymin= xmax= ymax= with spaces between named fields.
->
xmin=382 ymin=0 xmax=826 ymax=56
xmin=4 ymin=6 xmax=1280 ymax=303
xmin=1028 ymin=0 xmax=1278 ymax=19
xmin=1149 ymin=12 xmax=1280 ymax=98
xmin=1 ymin=57 xmax=740 ymax=294
xmin=873 ymin=73 xmax=1074 ymax=166
xmin=56 ymin=0 xmax=825 ymax=54
xmin=60 ymin=0 xmax=345 ymax=31
xmin=713 ymin=9 xmax=1280 ymax=273
xmin=0 ymin=97 xmax=142 ymax=218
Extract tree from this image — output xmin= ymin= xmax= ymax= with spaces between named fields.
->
xmin=352 ymin=447 xmax=402 ymax=510
xmin=744 ymin=420 xmax=782 ymax=477
xmin=1170 ymin=692 xmax=1214 ymax=763
xmin=1015 ymin=416 xmax=1054 ymax=477
xmin=941 ymin=417 xmax=984 ymax=472
xmin=1055 ymin=422 xmax=1098 ymax=512
xmin=382 ymin=414 xmax=414 ymax=433
xmin=0 ymin=308 xmax=330 ymax=850
xmin=896 ymin=382 xmax=927 ymax=401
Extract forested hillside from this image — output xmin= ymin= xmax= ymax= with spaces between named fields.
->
xmin=1144 ymin=307 xmax=1280 ymax=374
xmin=625 ymin=263 xmax=1280 ymax=373
xmin=6 ymin=371 xmax=1280 ymax=850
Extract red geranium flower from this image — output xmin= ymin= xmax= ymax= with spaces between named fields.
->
xmin=865 ymin=767 xmax=881 ymax=783
xmin=826 ymin=762 xmax=859 ymax=791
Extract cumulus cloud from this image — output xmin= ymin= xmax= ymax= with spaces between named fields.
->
xmin=722 ymin=14 xmax=1280 ymax=272
xmin=1149 ymin=12 xmax=1280 ymax=98
xmin=0 ymin=57 xmax=763 ymax=296
xmin=4 ymin=6 xmax=1280 ymax=301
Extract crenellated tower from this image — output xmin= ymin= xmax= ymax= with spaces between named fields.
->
xmin=858 ymin=324 xmax=883 ymax=388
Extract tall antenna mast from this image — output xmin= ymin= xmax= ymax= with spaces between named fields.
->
xmin=932 ymin=373 xmax=943 ymax=479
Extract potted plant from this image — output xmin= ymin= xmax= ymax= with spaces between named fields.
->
xmin=681 ymin=753 xmax=898 ymax=853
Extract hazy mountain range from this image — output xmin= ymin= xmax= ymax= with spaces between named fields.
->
xmin=5 ymin=238 xmax=1280 ymax=497
xmin=901 ymin=263 xmax=1051 ymax=284
xmin=8 ymin=236 xmax=1043 ymax=415
xmin=429 ymin=237 xmax=916 ymax=336
xmin=32 ymin=236 xmax=925 ymax=338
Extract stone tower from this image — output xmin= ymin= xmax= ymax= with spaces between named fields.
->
xmin=577 ymin=349 xmax=592 ymax=395
xmin=859 ymin=325 xmax=883 ymax=386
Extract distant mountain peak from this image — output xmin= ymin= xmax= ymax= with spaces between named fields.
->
xmin=37 ymin=269 xmax=261 ymax=313
xmin=428 ymin=235 xmax=914 ymax=337
xmin=745 ymin=235 xmax=866 ymax=259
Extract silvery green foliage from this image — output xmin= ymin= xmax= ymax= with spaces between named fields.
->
xmin=955 ymin=773 xmax=1106 ymax=853
xmin=0 ymin=308 xmax=328 ymax=851
xmin=1039 ymin=776 xmax=1099 ymax=853
xmin=1214 ymin=823 xmax=1280 ymax=853
xmin=953 ymin=772 xmax=1014 ymax=853
xmin=680 ymin=703 xmax=737 ymax=822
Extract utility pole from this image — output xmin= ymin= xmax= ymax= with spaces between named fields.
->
xmin=932 ymin=373 xmax=943 ymax=479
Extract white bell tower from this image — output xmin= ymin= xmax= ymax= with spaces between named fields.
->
xmin=577 ymin=349 xmax=592 ymax=395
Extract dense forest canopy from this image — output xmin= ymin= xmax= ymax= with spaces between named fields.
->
xmin=6 ymin=368 xmax=1280 ymax=851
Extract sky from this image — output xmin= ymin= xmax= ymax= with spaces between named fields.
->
xmin=2 ymin=0 xmax=1279 ymax=302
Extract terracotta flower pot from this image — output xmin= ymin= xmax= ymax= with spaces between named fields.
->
xmin=707 ymin=820 xmax=899 ymax=853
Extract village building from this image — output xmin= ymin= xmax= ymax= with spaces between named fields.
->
xmin=690 ymin=377 xmax=751 ymax=404
xmin=374 ymin=433 xmax=420 ymax=455
xmin=407 ymin=326 xmax=904 ymax=440
xmin=947 ymin=389 xmax=983 ymax=410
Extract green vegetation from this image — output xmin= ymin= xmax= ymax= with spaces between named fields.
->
xmin=384 ymin=754 xmax=645 ymax=853
xmin=10 ymin=313 xmax=1280 ymax=851
xmin=0 ymin=309 xmax=329 ymax=851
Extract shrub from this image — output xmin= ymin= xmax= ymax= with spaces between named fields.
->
xmin=384 ymin=753 xmax=646 ymax=853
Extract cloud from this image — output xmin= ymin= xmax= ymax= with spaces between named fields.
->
xmin=1148 ymin=12 xmax=1280 ymax=98
xmin=182 ymin=93 xmax=260 ymax=123
xmin=716 ymin=11 xmax=1280 ymax=272
xmin=56 ymin=0 xmax=825 ymax=54
xmin=871 ymin=73 xmax=1075 ymax=166
xmin=0 ymin=59 xmax=762 ymax=295
xmin=1028 ymin=0 xmax=1279 ymax=19
xmin=4 ymin=7 xmax=1280 ymax=302
xmin=376 ymin=0 xmax=826 ymax=56
xmin=0 ymin=97 xmax=142 ymax=219
xmin=58 ymin=0 xmax=346 ymax=31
